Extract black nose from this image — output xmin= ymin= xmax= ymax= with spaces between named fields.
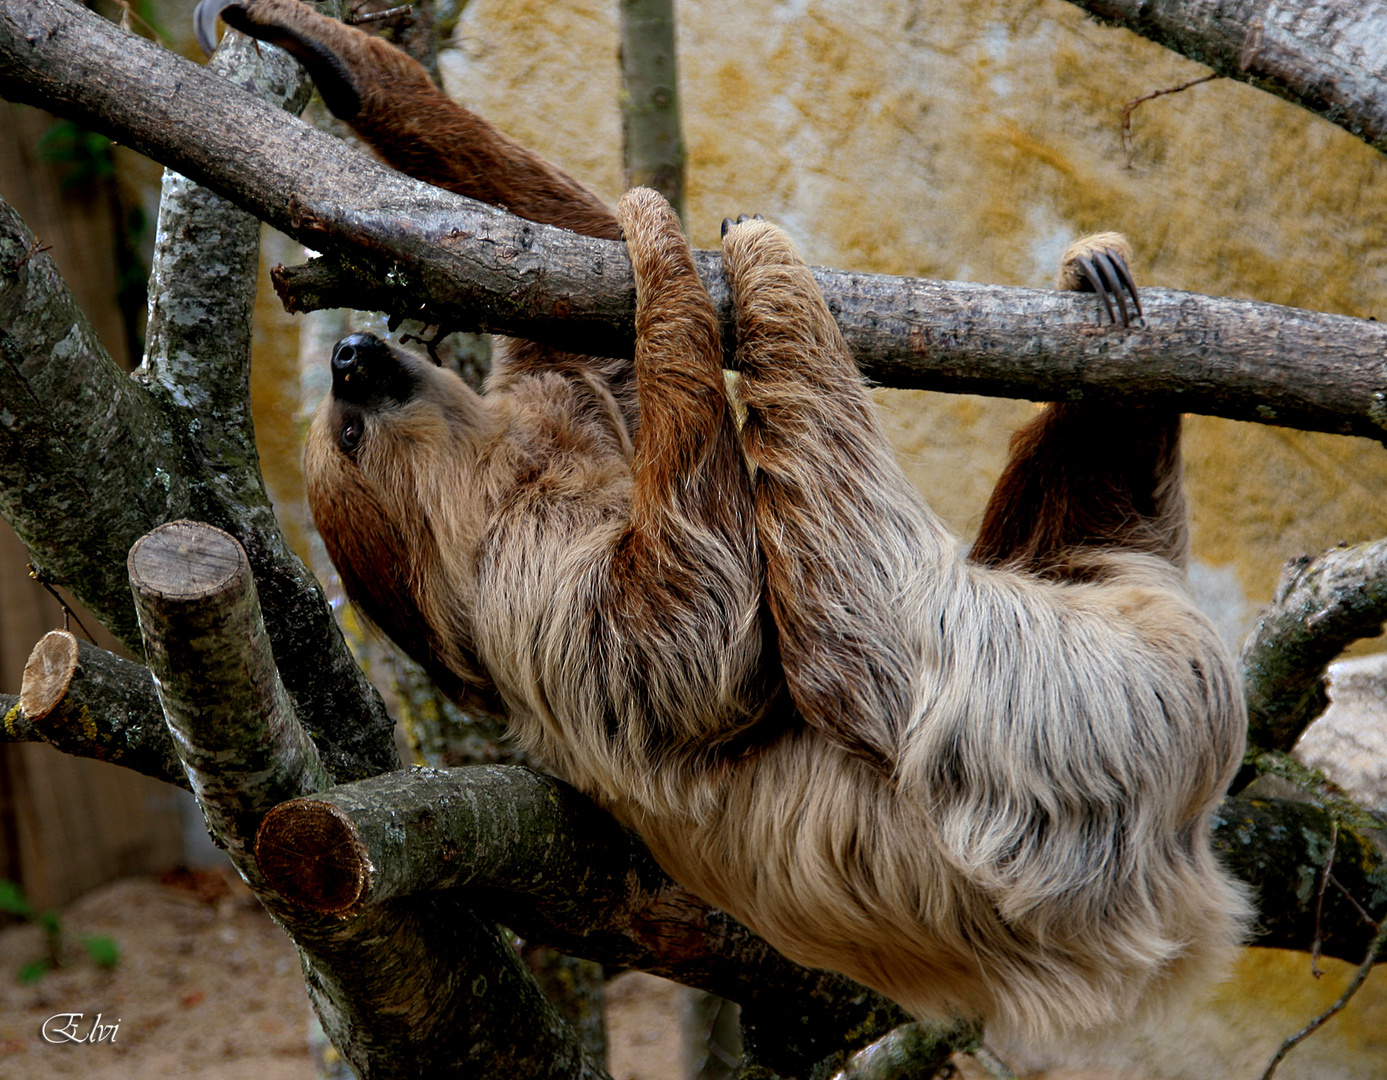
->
xmin=329 ymin=333 xmax=419 ymax=408
xmin=332 ymin=333 xmax=386 ymax=377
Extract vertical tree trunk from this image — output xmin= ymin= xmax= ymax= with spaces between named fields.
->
xmin=619 ymin=0 xmax=686 ymax=219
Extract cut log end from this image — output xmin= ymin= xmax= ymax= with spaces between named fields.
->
xmin=128 ymin=520 xmax=247 ymax=604
xmin=256 ymin=799 xmax=371 ymax=917
xmin=20 ymin=629 xmax=80 ymax=722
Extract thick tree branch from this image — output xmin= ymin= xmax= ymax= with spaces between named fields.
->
xmin=16 ymin=630 xmax=186 ymax=788
xmin=127 ymin=520 xmax=607 ymax=1080
xmin=1240 ymin=539 xmax=1387 ymax=751
xmin=128 ymin=522 xmax=331 ymax=852
xmin=3 ymin=0 xmax=1386 ymax=442
xmin=1213 ymin=796 xmax=1386 ymax=964
xmin=0 ymin=199 xmax=194 ymax=648
xmin=256 ymin=764 xmax=913 ymax=1076
xmin=0 ymin=4 xmax=398 ymax=782
xmin=1069 ymin=0 xmax=1387 ymax=155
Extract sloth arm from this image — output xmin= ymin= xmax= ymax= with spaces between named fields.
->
xmin=200 ymin=0 xmax=622 ymax=241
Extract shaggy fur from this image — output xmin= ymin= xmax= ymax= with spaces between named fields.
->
xmin=225 ymin=0 xmax=1250 ymax=1034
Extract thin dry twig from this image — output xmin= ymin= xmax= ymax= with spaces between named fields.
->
xmin=1260 ymin=916 xmax=1386 ymax=1080
xmin=27 ymin=563 xmax=97 ymax=644
xmin=1310 ymin=819 xmax=1339 ymax=977
xmin=1121 ymin=72 xmax=1221 ymax=167
xmin=111 ymin=0 xmax=166 ymax=43
xmin=1330 ymin=875 xmax=1378 ymax=928
xmin=16 ymin=238 xmax=52 ymax=268
xmin=348 ymin=4 xmax=413 ymax=25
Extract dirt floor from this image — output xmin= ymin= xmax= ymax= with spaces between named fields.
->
xmin=0 ymin=869 xmax=698 ymax=1080
xmin=2 ymin=870 xmax=1385 ymax=1080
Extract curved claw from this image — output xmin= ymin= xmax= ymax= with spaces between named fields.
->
xmin=1106 ymin=250 xmax=1143 ymax=322
xmin=1074 ymin=255 xmax=1117 ymax=324
xmin=193 ymin=0 xmax=239 ymax=57
xmin=1092 ymin=251 xmax=1130 ymax=327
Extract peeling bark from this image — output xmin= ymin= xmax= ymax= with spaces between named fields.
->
xmin=1067 ymin=0 xmax=1387 ymax=155
xmin=1240 ymin=539 xmax=1387 ymax=751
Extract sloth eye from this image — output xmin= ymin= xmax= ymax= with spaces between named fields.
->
xmin=339 ymin=420 xmax=363 ymax=453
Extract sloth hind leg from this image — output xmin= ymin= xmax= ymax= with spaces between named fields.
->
xmin=971 ymin=235 xmax=1186 ymax=575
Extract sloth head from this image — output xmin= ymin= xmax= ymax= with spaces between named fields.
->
xmin=305 ymin=332 xmax=500 ymax=713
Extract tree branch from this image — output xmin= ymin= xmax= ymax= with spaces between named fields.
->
xmin=256 ymin=764 xmax=913 ymax=1076
xmin=1213 ymin=795 xmax=1386 ymax=964
xmin=127 ymin=520 xmax=608 ymax=1080
xmin=128 ymin=521 xmax=331 ymax=855
xmin=1240 ymin=539 xmax=1387 ymax=751
xmin=1067 ymin=0 xmax=1387 ymax=155
xmin=3 ymin=0 xmax=1386 ymax=442
xmin=0 ymin=2 xmax=399 ymax=782
xmin=16 ymin=630 xmax=186 ymax=788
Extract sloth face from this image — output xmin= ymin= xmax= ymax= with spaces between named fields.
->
xmin=304 ymin=332 xmax=501 ymax=714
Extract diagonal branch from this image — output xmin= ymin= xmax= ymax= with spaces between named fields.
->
xmin=3 ymin=0 xmax=1386 ymax=442
xmin=1067 ymin=0 xmax=1387 ymax=155
xmin=1240 ymin=538 xmax=1387 ymax=751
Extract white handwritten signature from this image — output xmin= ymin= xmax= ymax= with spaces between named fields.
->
xmin=41 ymin=1013 xmax=121 ymax=1044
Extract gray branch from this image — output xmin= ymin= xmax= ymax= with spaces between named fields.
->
xmin=16 ymin=630 xmax=185 ymax=788
xmin=0 ymin=0 xmax=398 ymax=782
xmin=255 ymin=764 xmax=912 ymax=1076
xmin=619 ymin=0 xmax=686 ymax=217
xmin=1068 ymin=0 xmax=1387 ymax=155
xmin=127 ymin=521 xmax=607 ymax=1080
xmin=1240 ymin=539 xmax=1387 ymax=751
xmin=3 ymin=0 xmax=1386 ymax=442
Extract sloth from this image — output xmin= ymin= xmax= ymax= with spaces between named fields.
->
xmin=199 ymin=0 xmax=1250 ymax=1034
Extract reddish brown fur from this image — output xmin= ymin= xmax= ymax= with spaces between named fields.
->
xmin=229 ymin=0 xmax=1249 ymax=1034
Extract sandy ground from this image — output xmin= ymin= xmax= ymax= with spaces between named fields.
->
xmin=0 ymin=871 xmax=312 ymax=1080
xmin=0 ymin=871 xmax=698 ymax=1080
xmin=2 ymin=870 xmax=1385 ymax=1080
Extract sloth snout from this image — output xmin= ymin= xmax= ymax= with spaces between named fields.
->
xmin=329 ymin=333 xmax=419 ymax=408
xmin=332 ymin=333 xmax=387 ymax=378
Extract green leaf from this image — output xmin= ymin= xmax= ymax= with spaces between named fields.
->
xmin=0 ymin=880 xmax=32 ymax=918
xmin=82 ymin=935 xmax=120 ymax=969
xmin=17 ymin=959 xmax=49 ymax=984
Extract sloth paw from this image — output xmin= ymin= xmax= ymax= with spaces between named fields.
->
xmin=1056 ymin=232 xmax=1142 ymax=327
xmin=720 ymin=213 xmax=765 ymax=238
xmin=193 ymin=0 xmax=366 ymax=119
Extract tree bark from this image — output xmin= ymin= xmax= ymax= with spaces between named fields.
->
xmin=620 ymin=0 xmax=687 ymax=218
xmin=1067 ymin=0 xmax=1387 ymax=155
xmin=16 ymin=630 xmax=185 ymax=788
xmin=3 ymin=0 xmax=1387 ymax=442
xmin=1240 ymin=539 xmax=1387 ymax=751
xmin=127 ymin=520 xmax=609 ymax=1080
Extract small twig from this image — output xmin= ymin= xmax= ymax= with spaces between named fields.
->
xmin=348 ymin=4 xmax=414 ymax=25
xmin=26 ymin=564 xmax=97 ymax=644
xmin=969 ymin=1043 xmax=1019 ymax=1080
xmin=1310 ymin=820 xmax=1339 ymax=977
xmin=15 ymin=239 xmax=53 ymax=268
xmin=111 ymin=0 xmax=166 ymax=43
xmin=1329 ymin=874 xmax=1378 ymax=929
xmin=1259 ymin=918 xmax=1387 ymax=1080
xmin=1120 ymin=72 xmax=1221 ymax=167
xmin=399 ymin=325 xmax=452 ymax=366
